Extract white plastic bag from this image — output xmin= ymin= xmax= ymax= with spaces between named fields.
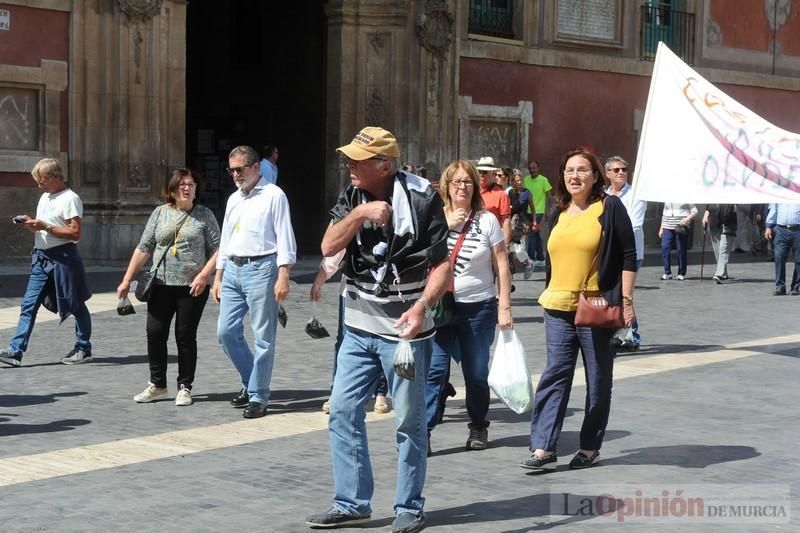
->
xmin=393 ymin=339 xmax=416 ymax=381
xmin=488 ymin=329 xmax=533 ymax=414
xmin=610 ymin=327 xmax=634 ymax=350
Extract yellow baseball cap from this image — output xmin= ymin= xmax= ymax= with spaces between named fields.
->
xmin=337 ymin=126 xmax=401 ymax=160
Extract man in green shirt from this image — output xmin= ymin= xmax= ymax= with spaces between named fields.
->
xmin=523 ymin=160 xmax=551 ymax=267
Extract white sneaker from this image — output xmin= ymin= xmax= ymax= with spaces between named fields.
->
xmin=676 ymin=274 xmax=685 ymax=281
xmin=523 ymin=263 xmax=533 ymax=280
xmin=661 ymin=273 xmax=673 ymax=280
xmin=175 ymin=386 xmax=193 ymax=406
xmin=134 ymin=383 xmax=168 ymax=403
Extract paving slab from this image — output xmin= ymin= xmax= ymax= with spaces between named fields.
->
xmin=0 ymin=255 xmax=797 ymax=532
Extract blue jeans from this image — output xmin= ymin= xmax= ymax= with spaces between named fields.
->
xmin=530 ymin=309 xmax=614 ymax=452
xmin=331 ymin=295 xmax=388 ymax=397
xmin=328 ymin=327 xmax=431 ymax=517
xmin=773 ymin=226 xmax=800 ymax=291
xmin=526 ymin=213 xmax=545 ymax=261
xmin=661 ymin=228 xmax=688 ymax=276
xmin=217 ymin=255 xmax=279 ymax=406
xmin=631 ymin=259 xmax=642 ymax=346
xmin=9 ymin=253 xmax=91 ymax=355
xmin=426 ymin=298 xmax=497 ymax=431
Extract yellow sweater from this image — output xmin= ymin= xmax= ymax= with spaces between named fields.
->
xmin=538 ymin=201 xmax=603 ymax=311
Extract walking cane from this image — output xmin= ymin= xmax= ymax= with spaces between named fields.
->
xmin=700 ymin=222 xmax=708 ymax=282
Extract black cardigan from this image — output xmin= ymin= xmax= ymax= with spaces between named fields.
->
xmin=545 ymin=195 xmax=638 ymax=306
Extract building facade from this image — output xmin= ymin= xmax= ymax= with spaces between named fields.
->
xmin=1 ymin=0 xmax=799 ymax=261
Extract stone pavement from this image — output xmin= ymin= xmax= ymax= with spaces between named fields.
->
xmin=0 ymin=252 xmax=798 ymax=532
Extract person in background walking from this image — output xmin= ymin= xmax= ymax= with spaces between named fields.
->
xmin=659 ymin=202 xmax=697 ymax=280
xmin=764 ymin=203 xmax=800 ymax=296
xmin=0 ymin=158 xmax=93 ymax=368
xmin=702 ymin=204 xmax=737 ymax=285
xmin=604 ymin=156 xmax=645 ymax=351
xmin=523 ymin=160 xmax=552 ymax=268
xmin=117 ymin=168 xmax=220 ymax=405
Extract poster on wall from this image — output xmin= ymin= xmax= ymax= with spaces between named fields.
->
xmin=632 ymin=42 xmax=800 ymax=204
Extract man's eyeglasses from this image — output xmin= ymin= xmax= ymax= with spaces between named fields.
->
xmin=608 ymin=167 xmax=627 ymax=174
xmin=226 ymin=165 xmax=252 ymax=176
xmin=450 ymin=180 xmax=474 ymax=189
xmin=563 ymin=167 xmax=593 ymax=177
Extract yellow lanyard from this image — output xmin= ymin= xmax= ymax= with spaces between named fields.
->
xmin=171 ymin=210 xmax=191 ymax=256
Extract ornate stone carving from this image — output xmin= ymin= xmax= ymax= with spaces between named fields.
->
xmin=118 ymin=0 xmax=163 ymax=23
xmin=369 ymin=32 xmax=389 ymax=53
xmin=366 ymin=90 xmax=385 ymax=124
xmin=415 ymin=0 xmax=454 ymax=57
xmin=127 ymin=162 xmax=150 ymax=190
xmin=705 ymin=18 xmax=721 ymax=47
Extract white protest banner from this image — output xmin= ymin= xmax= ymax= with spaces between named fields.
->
xmin=632 ymin=42 xmax=800 ymax=204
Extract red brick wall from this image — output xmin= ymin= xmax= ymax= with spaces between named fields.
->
xmin=0 ymin=4 xmax=69 ymax=65
xmin=460 ymin=57 xmax=800 ymax=179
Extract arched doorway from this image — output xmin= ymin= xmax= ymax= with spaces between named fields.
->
xmin=186 ymin=0 xmax=327 ymax=254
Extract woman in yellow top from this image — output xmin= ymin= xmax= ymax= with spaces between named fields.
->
xmin=521 ymin=149 xmax=637 ymax=471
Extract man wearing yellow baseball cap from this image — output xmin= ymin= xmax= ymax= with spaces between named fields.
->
xmin=306 ymin=126 xmax=450 ymax=533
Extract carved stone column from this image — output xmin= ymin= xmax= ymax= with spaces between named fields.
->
xmin=69 ymin=0 xmax=186 ymax=261
xmin=323 ymin=0 xmax=458 ymax=212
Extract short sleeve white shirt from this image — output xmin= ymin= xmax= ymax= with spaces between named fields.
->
xmin=34 ymin=188 xmax=83 ymax=250
xmin=450 ymin=210 xmax=504 ymax=303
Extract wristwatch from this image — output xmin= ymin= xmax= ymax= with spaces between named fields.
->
xmin=622 ymin=295 xmax=634 ymax=305
xmin=416 ymin=296 xmax=433 ymax=317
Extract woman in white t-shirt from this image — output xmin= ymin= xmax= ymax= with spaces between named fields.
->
xmin=425 ymin=160 xmax=513 ymax=453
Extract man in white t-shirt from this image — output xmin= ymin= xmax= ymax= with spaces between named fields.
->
xmin=0 ymin=159 xmax=93 ymax=367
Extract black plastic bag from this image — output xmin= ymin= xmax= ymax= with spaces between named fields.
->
xmin=117 ymin=296 xmax=136 ymax=316
xmin=305 ymin=302 xmax=330 ymax=339
xmin=278 ymin=304 xmax=287 ymax=328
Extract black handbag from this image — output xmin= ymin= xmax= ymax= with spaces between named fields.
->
xmin=134 ymin=208 xmax=191 ymax=302
xmin=431 ymin=291 xmax=455 ymax=328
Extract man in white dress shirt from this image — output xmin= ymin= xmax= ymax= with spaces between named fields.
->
xmin=212 ymin=145 xmax=297 ymax=418
xmin=605 ymin=156 xmax=646 ymax=350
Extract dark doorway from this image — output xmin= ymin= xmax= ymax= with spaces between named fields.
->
xmin=186 ymin=0 xmax=327 ymax=254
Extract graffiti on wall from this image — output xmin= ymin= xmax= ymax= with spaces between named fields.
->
xmin=0 ymin=88 xmax=38 ymax=151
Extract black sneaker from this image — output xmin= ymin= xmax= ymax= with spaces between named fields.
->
xmin=0 ymin=348 xmax=22 ymax=368
xmin=465 ymin=423 xmax=488 ymax=450
xmin=569 ymin=450 xmax=600 ymax=469
xmin=773 ymin=287 xmax=787 ymax=296
xmin=305 ymin=507 xmax=371 ymax=529
xmin=791 ymin=288 xmax=800 ymax=296
xmin=230 ymin=388 xmax=249 ymax=408
xmin=520 ymin=453 xmax=558 ymax=471
xmin=60 ymin=347 xmax=92 ymax=365
xmin=391 ymin=512 xmax=425 ymax=533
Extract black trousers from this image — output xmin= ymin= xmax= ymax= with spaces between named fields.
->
xmin=145 ymin=284 xmax=209 ymax=389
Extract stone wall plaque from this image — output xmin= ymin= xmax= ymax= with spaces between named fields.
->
xmin=556 ymin=0 xmax=619 ymax=44
xmin=0 ymin=87 xmax=39 ymax=151
xmin=467 ymin=120 xmax=518 ymax=167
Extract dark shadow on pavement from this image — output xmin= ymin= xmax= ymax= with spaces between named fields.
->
xmin=731 ymin=341 xmax=800 ymax=358
xmin=91 ymin=354 xmax=170 ymax=366
xmin=430 ymin=429 xmax=631 ymax=459
xmin=424 ymin=493 xmax=615 ymax=531
xmin=0 ymin=418 xmax=91 ymax=437
xmin=0 ymin=391 xmax=87 ymax=408
xmin=194 ymin=389 xmax=330 ymax=413
xmin=628 ymin=343 xmax=723 ymax=356
xmin=515 ymin=316 xmax=544 ymax=324
xmin=606 ymin=444 xmax=759 ymax=467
